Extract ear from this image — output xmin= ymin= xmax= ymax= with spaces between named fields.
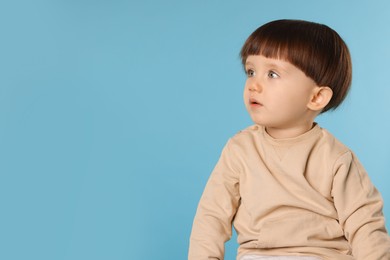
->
xmin=307 ymin=86 xmax=333 ymax=112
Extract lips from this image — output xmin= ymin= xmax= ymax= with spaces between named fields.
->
xmin=249 ymin=98 xmax=262 ymax=106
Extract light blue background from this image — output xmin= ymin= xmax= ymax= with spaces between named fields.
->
xmin=0 ymin=1 xmax=389 ymax=259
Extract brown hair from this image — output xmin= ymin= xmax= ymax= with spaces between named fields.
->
xmin=240 ymin=19 xmax=352 ymax=113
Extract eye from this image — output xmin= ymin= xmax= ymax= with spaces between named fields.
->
xmin=268 ymin=70 xmax=279 ymax=79
xmin=246 ymin=68 xmax=255 ymax=78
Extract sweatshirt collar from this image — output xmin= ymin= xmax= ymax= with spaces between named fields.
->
xmin=258 ymin=123 xmax=322 ymax=146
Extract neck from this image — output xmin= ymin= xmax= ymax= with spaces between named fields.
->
xmin=265 ymin=122 xmax=315 ymax=139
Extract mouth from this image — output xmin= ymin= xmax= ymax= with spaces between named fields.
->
xmin=249 ymin=98 xmax=263 ymax=107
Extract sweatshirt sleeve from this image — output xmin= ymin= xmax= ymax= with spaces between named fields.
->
xmin=331 ymin=151 xmax=390 ymax=259
xmin=188 ymin=139 xmax=241 ymax=260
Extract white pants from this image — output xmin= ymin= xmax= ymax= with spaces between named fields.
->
xmin=240 ymin=255 xmax=321 ymax=260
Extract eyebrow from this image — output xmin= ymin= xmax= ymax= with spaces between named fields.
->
xmin=265 ymin=60 xmax=291 ymax=72
xmin=246 ymin=59 xmax=290 ymax=74
xmin=244 ymin=61 xmax=254 ymax=67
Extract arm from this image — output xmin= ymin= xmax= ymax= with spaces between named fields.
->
xmin=332 ymin=151 xmax=390 ymax=259
xmin=188 ymin=140 xmax=241 ymax=260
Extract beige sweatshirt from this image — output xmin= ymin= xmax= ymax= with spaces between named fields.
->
xmin=189 ymin=124 xmax=390 ymax=260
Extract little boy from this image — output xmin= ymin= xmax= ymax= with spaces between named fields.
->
xmin=188 ymin=20 xmax=390 ymax=260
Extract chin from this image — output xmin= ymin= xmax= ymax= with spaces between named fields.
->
xmin=251 ymin=120 xmax=266 ymax=126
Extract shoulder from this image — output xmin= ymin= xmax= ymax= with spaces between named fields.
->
xmin=231 ymin=124 xmax=262 ymax=141
xmin=217 ymin=125 xmax=263 ymax=161
xmin=227 ymin=125 xmax=263 ymax=148
xmin=317 ymin=127 xmax=354 ymax=163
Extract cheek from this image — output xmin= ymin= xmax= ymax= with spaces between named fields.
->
xmin=242 ymin=86 xmax=250 ymax=106
xmin=277 ymin=93 xmax=310 ymax=115
xmin=290 ymin=90 xmax=312 ymax=106
xmin=243 ymin=88 xmax=251 ymax=110
xmin=243 ymin=85 xmax=249 ymax=99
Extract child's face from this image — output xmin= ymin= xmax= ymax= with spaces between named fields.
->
xmin=243 ymin=55 xmax=319 ymax=136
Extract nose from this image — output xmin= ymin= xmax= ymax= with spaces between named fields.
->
xmin=248 ymin=80 xmax=262 ymax=93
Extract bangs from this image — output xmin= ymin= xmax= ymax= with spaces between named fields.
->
xmin=241 ymin=37 xmax=292 ymax=64
xmin=240 ymin=22 xmax=319 ymax=74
